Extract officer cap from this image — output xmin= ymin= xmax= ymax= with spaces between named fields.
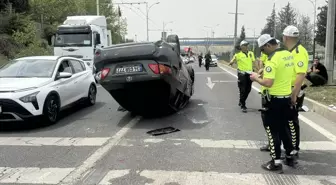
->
xmin=283 ymin=25 xmax=300 ymax=37
xmin=257 ymin=34 xmax=275 ymax=47
xmin=240 ymin=40 xmax=249 ymax=46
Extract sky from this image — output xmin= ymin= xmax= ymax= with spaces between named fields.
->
xmin=116 ymin=0 xmax=327 ymax=42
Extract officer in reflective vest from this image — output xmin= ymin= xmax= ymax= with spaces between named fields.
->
xmin=229 ymin=40 xmax=257 ymax=113
xmin=282 ymin=25 xmax=309 ymax=156
xmin=250 ymin=34 xmax=296 ymax=173
xmin=259 ymin=39 xmax=284 ymax=152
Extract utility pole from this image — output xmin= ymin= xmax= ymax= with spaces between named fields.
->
xmin=324 ymin=0 xmax=335 ymax=84
xmin=233 ymin=0 xmax=239 ymax=48
xmin=115 ymin=2 xmax=159 ymax=42
xmin=308 ymin=0 xmax=317 ymax=59
xmin=96 ymin=0 xmax=99 ymax=15
xmin=228 ymin=0 xmax=243 ymax=58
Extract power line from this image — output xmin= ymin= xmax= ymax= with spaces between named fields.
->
xmin=125 ymin=4 xmax=160 ymax=28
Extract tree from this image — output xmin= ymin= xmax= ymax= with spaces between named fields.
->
xmin=29 ymin=0 xmax=127 ymax=44
xmin=276 ymin=2 xmax=297 ymax=38
xmin=237 ymin=25 xmax=246 ymax=45
xmin=261 ymin=4 xmax=276 ymax=36
xmin=0 ymin=0 xmax=30 ymax=13
xmin=297 ymin=14 xmax=313 ymax=50
xmin=315 ymin=3 xmax=336 ymax=51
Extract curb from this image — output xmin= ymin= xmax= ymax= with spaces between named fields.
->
xmin=218 ymin=61 xmax=336 ymax=122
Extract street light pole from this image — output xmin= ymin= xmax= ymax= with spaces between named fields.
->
xmin=96 ymin=0 xmax=99 ymax=15
xmin=146 ymin=2 xmax=160 ymax=41
xmin=324 ymin=0 xmax=335 ymax=84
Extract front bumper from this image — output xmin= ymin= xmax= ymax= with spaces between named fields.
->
xmin=0 ymin=99 xmax=34 ymax=122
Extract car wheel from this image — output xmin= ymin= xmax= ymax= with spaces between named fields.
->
xmin=42 ymin=94 xmax=60 ymax=124
xmin=87 ymin=84 xmax=97 ymax=106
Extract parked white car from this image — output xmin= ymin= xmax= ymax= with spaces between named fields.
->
xmin=0 ymin=56 xmax=97 ymax=124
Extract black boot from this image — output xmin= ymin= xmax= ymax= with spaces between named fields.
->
xmin=284 ymin=155 xmax=297 ymax=167
xmin=261 ymin=160 xmax=283 ymax=173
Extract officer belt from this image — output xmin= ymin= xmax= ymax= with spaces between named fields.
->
xmin=270 ymin=95 xmax=290 ymax=99
xmin=237 ymin=70 xmax=252 ymax=74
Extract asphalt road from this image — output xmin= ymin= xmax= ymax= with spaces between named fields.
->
xmin=0 ymin=63 xmax=336 ymax=185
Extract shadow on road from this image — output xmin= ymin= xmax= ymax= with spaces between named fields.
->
xmin=123 ymin=99 xmax=211 ymax=131
xmin=0 ymin=101 xmax=106 ymax=132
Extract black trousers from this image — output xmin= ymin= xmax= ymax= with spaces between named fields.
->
xmin=306 ymin=72 xmax=327 ymax=86
xmin=237 ymin=72 xmax=252 ymax=106
xmin=288 ymin=106 xmax=300 ymax=151
xmin=263 ymin=98 xmax=294 ymax=159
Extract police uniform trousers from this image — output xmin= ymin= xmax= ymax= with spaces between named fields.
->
xmin=263 ymin=96 xmax=294 ymax=160
xmin=237 ymin=71 xmax=252 ymax=106
xmin=288 ymin=97 xmax=300 ymax=151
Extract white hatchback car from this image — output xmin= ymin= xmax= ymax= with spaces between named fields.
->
xmin=0 ymin=56 xmax=97 ymax=124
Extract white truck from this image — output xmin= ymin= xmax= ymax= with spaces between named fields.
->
xmin=53 ymin=16 xmax=112 ymax=69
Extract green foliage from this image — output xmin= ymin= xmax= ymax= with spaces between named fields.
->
xmin=261 ymin=5 xmax=276 ymax=36
xmin=0 ymin=0 xmax=128 ymax=60
xmin=315 ymin=4 xmax=336 ymax=50
xmin=297 ymin=14 xmax=313 ymax=50
xmin=15 ymin=42 xmax=52 ymax=58
xmin=276 ymin=2 xmax=297 ymax=38
xmin=237 ymin=26 xmax=246 ymax=45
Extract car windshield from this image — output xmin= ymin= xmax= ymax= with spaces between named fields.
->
xmin=211 ymin=55 xmax=217 ymax=59
xmin=0 ymin=59 xmax=57 ymax=78
xmin=54 ymin=33 xmax=92 ymax=47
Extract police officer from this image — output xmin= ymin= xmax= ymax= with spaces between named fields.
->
xmin=258 ymin=39 xmax=282 ymax=152
xmin=204 ymin=51 xmax=212 ymax=71
xmin=250 ymin=34 xmax=295 ymax=172
xmin=229 ymin=40 xmax=257 ymax=113
xmin=198 ymin=53 xmax=203 ymax=67
xmin=283 ymin=25 xmax=309 ymax=156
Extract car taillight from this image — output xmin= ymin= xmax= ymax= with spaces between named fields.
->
xmin=100 ymin=68 xmax=110 ymax=80
xmin=148 ymin=64 xmax=172 ymax=74
xmin=95 ymin=51 xmax=100 ymax=57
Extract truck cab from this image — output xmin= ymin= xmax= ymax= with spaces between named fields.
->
xmin=53 ymin=16 xmax=112 ymax=69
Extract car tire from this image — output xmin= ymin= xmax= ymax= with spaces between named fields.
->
xmin=42 ymin=94 xmax=60 ymax=124
xmin=87 ymin=84 xmax=97 ymax=106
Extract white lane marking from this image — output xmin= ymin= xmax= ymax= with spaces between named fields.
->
xmin=218 ymin=64 xmax=336 ymax=144
xmin=58 ymin=116 xmax=141 ymax=185
xmin=299 ymin=115 xmax=336 ymax=143
xmin=212 ymin=80 xmax=236 ymax=83
xmin=195 ymin=72 xmax=227 ymax=75
xmin=117 ymin=138 xmax=336 ymax=151
xmin=206 ymin=77 xmax=215 ymax=89
xmin=98 ymin=169 xmax=336 ymax=185
xmin=0 ymin=137 xmax=109 ymax=146
xmin=0 ymin=167 xmax=74 ymax=184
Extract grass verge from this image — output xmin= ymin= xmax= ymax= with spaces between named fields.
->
xmin=219 ymin=60 xmax=336 ymax=106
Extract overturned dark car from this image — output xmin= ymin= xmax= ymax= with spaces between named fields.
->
xmin=94 ymin=35 xmax=195 ymax=115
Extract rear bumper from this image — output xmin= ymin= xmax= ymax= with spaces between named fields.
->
xmin=0 ymin=99 xmax=35 ymax=122
xmin=100 ymin=74 xmax=164 ymax=91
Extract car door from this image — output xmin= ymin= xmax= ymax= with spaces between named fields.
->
xmin=69 ymin=59 xmax=89 ymax=101
xmin=54 ymin=60 xmax=76 ymax=107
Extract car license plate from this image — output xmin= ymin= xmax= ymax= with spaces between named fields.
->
xmin=116 ymin=65 xmax=143 ymax=74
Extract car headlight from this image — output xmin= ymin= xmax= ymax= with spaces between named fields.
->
xmin=20 ymin=91 xmax=39 ymax=103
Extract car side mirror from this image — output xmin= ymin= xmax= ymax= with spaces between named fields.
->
xmin=56 ymin=72 xmax=72 ymax=80
xmin=95 ymin=34 xmax=101 ymax=45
